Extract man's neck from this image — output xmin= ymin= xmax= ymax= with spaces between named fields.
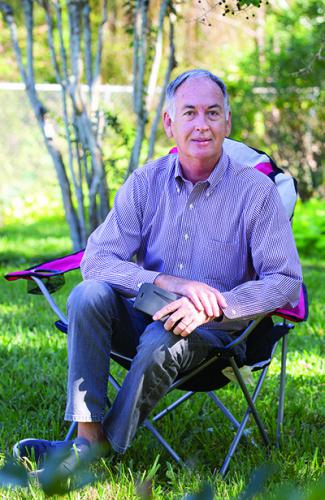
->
xmin=178 ymin=154 xmax=221 ymax=184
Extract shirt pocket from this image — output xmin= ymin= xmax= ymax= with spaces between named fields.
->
xmin=201 ymin=239 xmax=240 ymax=288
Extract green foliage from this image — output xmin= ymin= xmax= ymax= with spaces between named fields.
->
xmin=293 ymin=199 xmax=325 ymax=258
xmin=104 ymin=109 xmax=134 ymax=190
xmin=0 ymin=452 xmax=96 ymax=496
xmin=0 ymin=457 xmax=29 ymax=489
xmin=229 ymin=0 xmax=324 ymax=200
xmin=1 ymin=0 xmax=323 ymax=217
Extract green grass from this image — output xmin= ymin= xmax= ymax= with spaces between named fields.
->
xmin=0 ymin=207 xmax=324 ymax=499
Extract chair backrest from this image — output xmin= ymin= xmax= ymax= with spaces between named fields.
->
xmin=168 ymin=139 xmax=308 ymax=322
xmin=170 ymin=137 xmax=298 ymax=220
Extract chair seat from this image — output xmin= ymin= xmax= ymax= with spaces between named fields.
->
xmin=57 ymin=317 xmax=288 ymax=392
xmin=109 ymin=317 xmax=289 ymax=393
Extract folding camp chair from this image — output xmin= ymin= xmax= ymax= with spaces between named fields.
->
xmin=5 ymin=140 xmax=308 ymax=475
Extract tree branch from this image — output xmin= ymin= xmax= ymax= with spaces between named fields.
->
xmin=292 ymin=41 xmax=325 ymax=76
xmin=44 ymin=0 xmax=87 ymax=244
xmin=132 ymin=0 xmax=141 ymax=112
xmin=146 ymin=0 xmax=169 ymax=111
xmin=94 ymin=0 xmax=108 ymax=85
xmin=82 ymin=1 xmax=93 ymax=92
xmin=147 ymin=12 xmax=176 ymax=161
xmin=22 ymin=0 xmax=34 ymax=84
xmin=136 ymin=0 xmax=149 ymax=117
xmin=0 ymin=1 xmax=83 ymax=249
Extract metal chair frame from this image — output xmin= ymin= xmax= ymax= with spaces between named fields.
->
xmin=30 ymin=275 xmax=292 ymax=476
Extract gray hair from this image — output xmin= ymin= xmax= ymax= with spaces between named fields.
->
xmin=165 ymin=69 xmax=231 ymax=121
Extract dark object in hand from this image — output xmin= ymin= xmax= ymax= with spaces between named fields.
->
xmin=134 ymin=283 xmax=180 ymax=321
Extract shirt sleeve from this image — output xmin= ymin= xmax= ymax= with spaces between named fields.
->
xmin=80 ymin=170 xmax=160 ymax=296
xmin=221 ymin=183 xmax=302 ymax=320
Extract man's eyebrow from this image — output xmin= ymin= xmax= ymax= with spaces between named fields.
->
xmin=207 ymin=104 xmax=222 ymax=109
xmin=181 ymin=104 xmax=222 ymax=110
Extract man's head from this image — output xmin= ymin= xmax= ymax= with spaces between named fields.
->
xmin=163 ymin=70 xmax=232 ymax=176
xmin=165 ymin=69 xmax=231 ymax=122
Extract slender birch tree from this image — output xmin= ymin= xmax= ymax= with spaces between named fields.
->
xmin=0 ymin=0 xmax=270 ymax=249
xmin=0 ymin=0 xmax=176 ymax=248
xmin=0 ymin=0 xmax=110 ymax=250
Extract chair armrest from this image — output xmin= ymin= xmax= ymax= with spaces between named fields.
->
xmin=219 ymin=316 xmax=266 ymax=352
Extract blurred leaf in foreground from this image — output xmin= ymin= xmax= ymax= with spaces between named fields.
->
xmin=0 ymin=456 xmax=29 ymax=489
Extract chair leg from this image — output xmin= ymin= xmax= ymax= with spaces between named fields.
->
xmin=218 ymin=363 xmax=270 ymax=477
xmin=230 ymin=358 xmax=270 ymax=447
xmin=208 ymin=391 xmax=248 ymax=432
xmin=65 ymin=421 xmax=77 ymax=441
xmin=276 ymin=333 xmax=288 ymax=447
xmin=208 ymin=392 xmax=257 ymax=446
xmin=143 ymin=419 xmax=184 ymax=465
xmin=152 ymin=391 xmax=195 ymax=422
xmin=229 ymin=357 xmax=270 ymax=447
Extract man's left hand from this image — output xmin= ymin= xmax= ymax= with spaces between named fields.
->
xmin=153 ymin=296 xmax=214 ymax=336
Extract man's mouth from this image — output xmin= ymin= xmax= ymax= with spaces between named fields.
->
xmin=192 ymin=138 xmax=212 ymax=144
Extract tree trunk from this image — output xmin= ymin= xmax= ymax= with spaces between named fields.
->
xmin=0 ymin=0 xmax=113 ymax=249
xmin=0 ymin=1 xmax=83 ymax=250
xmin=147 ymin=13 xmax=176 ymax=161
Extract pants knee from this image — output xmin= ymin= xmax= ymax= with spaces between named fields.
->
xmin=67 ymin=280 xmax=116 ymax=316
xmin=134 ymin=324 xmax=182 ymax=374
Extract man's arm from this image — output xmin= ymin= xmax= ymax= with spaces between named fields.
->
xmin=153 ymin=183 xmax=302 ymax=334
xmin=81 ymin=171 xmax=160 ymax=296
xmin=220 ymin=183 xmax=302 ymax=320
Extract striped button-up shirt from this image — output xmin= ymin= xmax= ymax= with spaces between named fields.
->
xmin=81 ymin=151 xmax=302 ymax=331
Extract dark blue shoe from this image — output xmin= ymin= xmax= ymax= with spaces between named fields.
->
xmin=13 ymin=437 xmax=91 ymax=472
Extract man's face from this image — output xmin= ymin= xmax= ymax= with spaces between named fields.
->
xmin=163 ymin=77 xmax=231 ymax=168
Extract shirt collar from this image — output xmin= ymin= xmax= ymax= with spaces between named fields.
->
xmin=174 ymin=149 xmax=229 ymax=190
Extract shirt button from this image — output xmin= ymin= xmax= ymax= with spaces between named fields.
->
xmin=176 ymin=187 xmax=180 ymax=194
xmin=206 ymin=191 xmax=210 ymax=197
xmin=179 ymin=263 xmax=184 ymax=270
xmin=189 ymin=203 xmax=194 ymax=210
xmin=184 ymin=233 xmax=189 ymax=240
xmin=231 ymin=309 xmax=237 ymax=315
xmin=137 ymin=282 xmax=143 ymax=288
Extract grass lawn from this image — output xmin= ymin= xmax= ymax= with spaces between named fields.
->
xmin=0 ymin=204 xmax=324 ymax=499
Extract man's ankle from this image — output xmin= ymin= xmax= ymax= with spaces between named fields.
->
xmin=77 ymin=422 xmax=107 ymax=445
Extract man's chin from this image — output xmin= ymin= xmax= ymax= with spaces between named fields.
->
xmin=188 ymin=146 xmax=220 ymax=161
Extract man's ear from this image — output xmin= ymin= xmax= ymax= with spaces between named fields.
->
xmin=226 ymin=111 xmax=232 ymax=137
xmin=163 ymin=111 xmax=174 ymax=138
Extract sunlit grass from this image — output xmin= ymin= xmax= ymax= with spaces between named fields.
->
xmin=0 ymin=202 xmax=324 ymax=498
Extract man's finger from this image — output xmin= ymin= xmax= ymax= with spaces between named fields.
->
xmin=185 ymin=290 xmax=204 ymax=312
xmin=208 ymin=292 xmax=221 ymax=318
xmin=198 ymin=292 xmax=214 ymax=317
xmin=214 ymin=290 xmax=227 ymax=308
xmin=164 ymin=308 xmax=191 ymax=332
xmin=179 ymin=320 xmax=197 ymax=337
xmin=152 ymin=299 xmax=182 ymax=321
xmin=173 ymin=317 xmax=193 ymax=336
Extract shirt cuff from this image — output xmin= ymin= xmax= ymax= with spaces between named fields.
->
xmin=220 ymin=291 xmax=242 ymax=319
xmin=134 ymin=269 xmax=161 ymax=292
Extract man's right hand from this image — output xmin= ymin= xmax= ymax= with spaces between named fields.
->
xmin=153 ymin=295 xmax=213 ymax=336
xmin=154 ymin=274 xmax=227 ymax=319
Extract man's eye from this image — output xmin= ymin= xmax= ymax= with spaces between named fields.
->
xmin=209 ymin=110 xmax=219 ymax=117
xmin=184 ymin=110 xmax=194 ymax=116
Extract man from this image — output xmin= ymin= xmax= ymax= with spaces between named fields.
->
xmin=14 ymin=69 xmax=302 ymax=472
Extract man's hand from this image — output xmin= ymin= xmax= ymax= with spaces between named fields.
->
xmin=154 ymin=274 xmax=227 ymax=318
xmin=153 ymin=296 xmax=213 ymax=336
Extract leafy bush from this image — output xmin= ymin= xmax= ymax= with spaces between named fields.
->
xmin=293 ymin=199 xmax=325 ymax=258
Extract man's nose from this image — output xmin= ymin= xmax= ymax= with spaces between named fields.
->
xmin=194 ymin=113 xmax=209 ymax=130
